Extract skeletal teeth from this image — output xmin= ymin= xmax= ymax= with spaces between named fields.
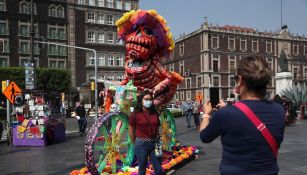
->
xmin=134 ymin=44 xmax=138 ymax=50
xmin=141 ymin=47 xmax=145 ymax=53
xmin=141 ymin=38 xmax=145 ymax=44
xmin=137 ymin=45 xmax=141 ymax=51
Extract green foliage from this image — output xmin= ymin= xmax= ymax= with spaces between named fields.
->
xmin=280 ymin=86 xmax=307 ymax=108
xmin=0 ymin=67 xmax=71 ymax=93
xmin=168 ymin=108 xmax=183 ymax=118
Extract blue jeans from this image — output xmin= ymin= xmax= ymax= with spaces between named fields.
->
xmin=186 ymin=111 xmax=192 ymax=127
xmin=134 ymin=139 xmax=163 ymax=175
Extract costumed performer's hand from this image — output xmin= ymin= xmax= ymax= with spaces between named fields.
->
xmin=203 ymin=101 xmax=212 ymax=115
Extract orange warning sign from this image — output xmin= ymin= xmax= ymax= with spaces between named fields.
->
xmin=3 ymin=81 xmax=22 ymax=104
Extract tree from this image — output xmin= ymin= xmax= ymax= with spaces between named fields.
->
xmin=0 ymin=67 xmax=71 ymax=93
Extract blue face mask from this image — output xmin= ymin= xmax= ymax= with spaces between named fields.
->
xmin=143 ymin=100 xmax=153 ymax=108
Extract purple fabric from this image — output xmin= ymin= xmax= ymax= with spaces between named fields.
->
xmin=13 ymin=127 xmax=46 ymax=147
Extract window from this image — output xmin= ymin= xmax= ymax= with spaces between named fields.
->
xmin=49 ymin=5 xmax=57 ymax=17
xmin=58 ymin=7 xmax=65 ymax=18
xmin=186 ymin=78 xmax=191 ymax=88
xmin=304 ymin=44 xmax=307 ymax=55
xmin=229 ymin=55 xmax=235 ymax=73
xmin=266 ymin=40 xmax=272 ymax=53
xmin=304 ymin=68 xmax=307 ymax=79
xmin=58 ymin=28 xmax=65 ymax=39
xmin=89 ymin=0 xmax=95 ymax=6
xmin=20 ymin=41 xmax=29 ymax=53
xmin=179 ymin=61 xmax=184 ymax=75
xmin=58 ymin=61 xmax=65 ymax=69
xmin=240 ymin=37 xmax=247 ymax=51
xmin=78 ymin=0 xmax=85 ymax=4
xmin=179 ymin=43 xmax=184 ymax=56
xmin=197 ymin=77 xmax=202 ymax=87
xmin=89 ymin=55 xmax=95 ymax=65
xmin=266 ymin=57 xmax=273 ymax=70
xmin=97 ymin=0 xmax=104 ymax=7
xmin=106 ymin=33 xmax=113 ymax=44
xmin=252 ymin=39 xmax=258 ymax=52
xmin=116 ymin=0 xmax=123 ymax=9
xmin=117 ymin=75 xmax=123 ymax=81
xmin=108 ymin=56 xmax=114 ymax=66
xmin=20 ymin=1 xmax=29 ymax=14
xmin=124 ymin=1 xmax=131 ymax=10
xmin=49 ymin=27 xmax=57 ymax=38
xmin=98 ymin=56 xmax=105 ymax=66
xmin=213 ymin=60 xmax=219 ymax=72
xmin=186 ymin=91 xmax=191 ymax=101
xmin=98 ymin=33 xmax=104 ymax=43
xmin=0 ymin=57 xmax=8 ymax=67
xmin=229 ymin=76 xmax=235 ymax=87
xmin=211 ymin=34 xmax=218 ymax=49
xmin=97 ymin=14 xmax=104 ymax=24
xmin=88 ymin=12 xmax=95 ymax=22
xmin=0 ymin=0 xmax=6 ymax=11
xmin=58 ymin=46 xmax=66 ymax=56
xmin=169 ymin=63 xmax=174 ymax=72
xmin=293 ymin=43 xmax=299 ymax=55
xmin=293 ymin=67 xmax=298 ymax=79
xmin=116 ymin=56 xmax=123 ymax=66
xmin=49 ymin=60 xmax=57 ymax=68
xmin=213 ymin=76 xmax=219 ymax=87
xmin=106 ymin=14 xmax=113 ymax=25
xmin=1 ymin=40 xmax=9 ymax=53
xmin=88 ymin=32 xmax=95 ymax=43
xmin=107 ymin=0 xmax=113 ymax=8
xmin=19 ymin=24 xmax=29 ymax=36
xmin=0 ymin=21 xmax=7 ymax=35
xmin=228 ymin=36 xmax=235 ymax=50
xmin=48 ymin=45 xmax=57 ymax=55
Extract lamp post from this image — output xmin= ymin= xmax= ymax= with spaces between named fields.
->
xmin=30 ymin=0 xmax=36 ymax=89
xmin=36 ymin=41 xmax=98 ymax=119
xmin=203 ymin=75 xmax=211 ymax=100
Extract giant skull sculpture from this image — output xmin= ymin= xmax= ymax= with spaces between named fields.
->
xmin=116 ymin=10 xmax=183 ymax=106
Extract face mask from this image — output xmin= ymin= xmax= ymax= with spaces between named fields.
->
xmin=143 ymin=100 xmax=153 ymax=108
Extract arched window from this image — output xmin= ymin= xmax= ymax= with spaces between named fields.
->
xmin=0 ymin=0 xmax=6 ymax=11
xmin=57 ymin=6 xmax=65 ymax=18
xmin=28 ymin=3 xmax=37 ymax=15
xmin=48 ymin=5 xmax=57 ymax=17
xmin=20 ymin=1 xmax=29 ymax=14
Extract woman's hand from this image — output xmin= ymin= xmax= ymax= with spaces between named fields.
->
xmin=216 ymin=99 xmax=227 ymax=109
xmin=203 ymin=101 xmax=212 ymax=115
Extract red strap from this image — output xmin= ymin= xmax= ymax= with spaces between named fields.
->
xmin=233 ymin=102 xmax=278 ymax=157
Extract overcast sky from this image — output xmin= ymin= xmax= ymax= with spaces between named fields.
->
xmin=140 ymin=0 xmax=307 ymax=39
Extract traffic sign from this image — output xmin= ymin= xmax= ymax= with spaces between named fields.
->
xmin=1 ymin=80 xmax=6 ymax=92
xmin=3 ymin=81 xmax=22 ymax=104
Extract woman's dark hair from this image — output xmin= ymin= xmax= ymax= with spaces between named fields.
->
xmin=135 ymin=90 xmax=157 ymax=114
xmin=237 ymin=55 xmax=272 ymax=97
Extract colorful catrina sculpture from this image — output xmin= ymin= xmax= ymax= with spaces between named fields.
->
xmin=116 ymin=10 xmax=183 ymax=106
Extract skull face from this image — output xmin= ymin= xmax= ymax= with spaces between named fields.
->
xmin=110 ymin=104 xmax=118 ymax=112
xmin=125 ymin=26 xmax=158 ymax=61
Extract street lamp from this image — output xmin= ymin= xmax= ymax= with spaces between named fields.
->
xmin=203 ymin=75 xmax=211 ymax=100
xmin=36 ymin=41 xmax=99 ymax=119
xmin=30 ymin=0 xmax=36 ymax=89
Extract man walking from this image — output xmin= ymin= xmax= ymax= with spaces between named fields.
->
xmin=75 ymin=101 xmax=87 ymax=136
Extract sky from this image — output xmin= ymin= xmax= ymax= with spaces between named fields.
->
xmin=139 ymin=0 xmax=307 ymax=39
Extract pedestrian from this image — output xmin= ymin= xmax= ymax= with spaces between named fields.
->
xmin=75 ymin=101 xmax=87 ymax=136
xmin=299 ymin=103 xmax=305 ymax=120
xmin=185 ymin=101 xmax=193 ymax=128
xmin=192 ymin=99 xmax=200 ymax=127
xmin=199 ymin=55 xmax=285 ymax=175
xmin=128 ymin=90 xmax=163 ymax=175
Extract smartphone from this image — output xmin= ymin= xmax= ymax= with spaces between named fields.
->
xmin=209 ymin=87 xmax=219 ymax=108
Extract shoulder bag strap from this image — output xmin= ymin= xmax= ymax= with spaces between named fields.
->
xmin=233 ymin=102 xmax=278 ymax=158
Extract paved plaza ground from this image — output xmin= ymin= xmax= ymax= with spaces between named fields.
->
xmin=0 ymin=117 xmax=307 ymax=175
